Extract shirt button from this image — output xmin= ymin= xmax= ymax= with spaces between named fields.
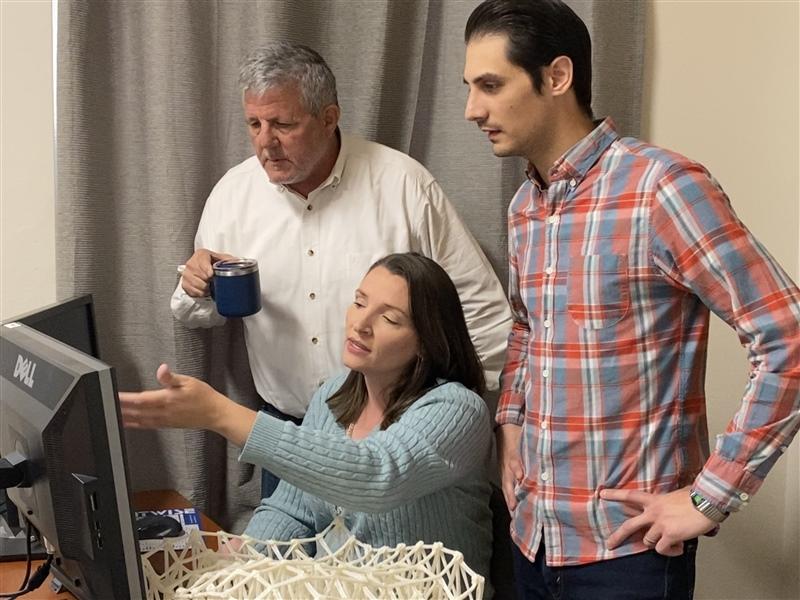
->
xmin=545 ymin=266 xmax=554 ymax=275
xmin=543 ymin=319 xmax=551 ymax=328
xmin=540 ymin=421 xmax=548 ymax=430
xmin=569 ymin=178 xmax=577 ymax=188
xmin=541 ymin=471 xmax=550 ymax=481
xmin=309 ymin=292 xmax=316 ymax=300
xmin=307 ymin=249 xmax=315 ymax=256
xmin=739 ymin=492 xmax=750 ymax=502
xmin=542 ymin=369 xmax=550 ymax=378
xmin=307 ymin=204 xmax=313 ymax=211
xmin=311 ymin=337 xmax=319 ymax=344
xmin=547 ymin=215 xmax=559 ymax=224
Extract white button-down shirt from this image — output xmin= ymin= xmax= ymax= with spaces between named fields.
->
xmin=172 ymin=134 xmax=511 ymax=417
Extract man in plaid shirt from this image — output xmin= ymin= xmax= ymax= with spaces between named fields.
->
xmin=463 ymin=1 xmax=800 ymax=598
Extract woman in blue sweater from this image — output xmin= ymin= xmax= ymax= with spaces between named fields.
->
xmin=121 ymin=252 xmax=494 ymax=580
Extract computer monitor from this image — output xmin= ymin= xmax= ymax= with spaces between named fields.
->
xmin=0 ymin=297 xmax=145 ymax=599
xmin=11 ymin=294 xmax=100 ymax=359
xmin=1 ymin=295 xmax=98 ymax=560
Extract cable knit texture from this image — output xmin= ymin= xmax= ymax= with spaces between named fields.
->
xmin=241 ymin=371 xmax=493 ymax=582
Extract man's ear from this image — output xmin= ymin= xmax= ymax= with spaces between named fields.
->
xmin=548 ymin=55 xmax=574 ymax=98
xmin=322 ymin=104 xmax=341 ymax=133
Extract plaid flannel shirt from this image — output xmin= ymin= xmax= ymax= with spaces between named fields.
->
xmin=499 ymin=118 xmax=800 ymax=565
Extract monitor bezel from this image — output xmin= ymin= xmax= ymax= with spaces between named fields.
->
xmin=3 ymin=294 xmax=100 ymax=359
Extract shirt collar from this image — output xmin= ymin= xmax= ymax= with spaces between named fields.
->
xmin=526 ymin=117 xmax=619 ymax=188
xmin=321 ymin=128 xmax=346 ymax=189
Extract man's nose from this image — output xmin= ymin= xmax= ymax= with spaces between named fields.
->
xmin=256 ymin=125 xmax=278 ymax=147
xmin=464 ymin=91 xmax=484 ymax=122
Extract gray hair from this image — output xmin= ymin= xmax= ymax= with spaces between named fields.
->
xmin=238 ymin=42 xmax=338 ymax=115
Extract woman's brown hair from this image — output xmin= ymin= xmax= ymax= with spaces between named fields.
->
xmin=327 ymin=252 xmax=486 ymax=429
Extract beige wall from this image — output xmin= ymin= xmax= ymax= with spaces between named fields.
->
xmin=645 ymin=1 xmax=799 ymax=598
xmin=0 ymin=0 xmax=56 ymax=320
xmin=2 ymin=1 xmax=799 ymax=598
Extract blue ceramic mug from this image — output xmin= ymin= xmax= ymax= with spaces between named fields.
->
xmin=211 ymin=258 xmax=262 ymax=317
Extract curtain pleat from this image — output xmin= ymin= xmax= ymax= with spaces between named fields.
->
xmin=56 ymin=0 xmax=645 ymax=534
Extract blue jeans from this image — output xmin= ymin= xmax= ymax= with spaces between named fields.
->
xmin=258 ymin=402 xmax=303 ymax=499
xmin=512 ymin=539 xmax=697 ymax=600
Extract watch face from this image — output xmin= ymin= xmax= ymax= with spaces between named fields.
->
xmin=690 ymin=491 xmax=728 ymax=522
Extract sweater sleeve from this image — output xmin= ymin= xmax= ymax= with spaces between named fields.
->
xmin=243 ymin=377 xmax=342 ymax=542
xmin=239 ymin=381 xmax=491 ymax=513
xmin=243 ymin=480 xmax=316 ymax=544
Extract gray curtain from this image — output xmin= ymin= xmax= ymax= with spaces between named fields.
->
xmin=56 ymin=0 xmax=645 ymax=533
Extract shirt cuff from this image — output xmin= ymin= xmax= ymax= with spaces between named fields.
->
xmin=495 ymin=391 xmax=525 ymax=427
xmin=170 ymin=283 xmax=222 ymax=325
xmin=692 ymin=452 xmax=765 ymax=513
xmin=484 ymin=367 xmax=502 ymax=392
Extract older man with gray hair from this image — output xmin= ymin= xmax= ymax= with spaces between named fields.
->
xmin=171 ymin=42 xmax=512 ymax=498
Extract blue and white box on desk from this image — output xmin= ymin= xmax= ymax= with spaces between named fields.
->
xmin=135 ymin=507 xmax=201 ymax=552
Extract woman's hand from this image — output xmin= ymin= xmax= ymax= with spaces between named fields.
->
xmin=119 ymin=364 xmax=257 ymax=446
xmin=120 ymin=364 xmax=224 ymax=430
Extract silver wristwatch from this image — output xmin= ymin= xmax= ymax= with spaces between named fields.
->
xmin=690 ymin=490 xmax=729 ymax=523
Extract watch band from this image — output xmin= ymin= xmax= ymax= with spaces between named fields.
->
xmin=690 ymin=490 xmax=729 ymax=523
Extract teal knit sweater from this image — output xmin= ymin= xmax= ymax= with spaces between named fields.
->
xmin=240 ymin=372 xmax=493 ymax=584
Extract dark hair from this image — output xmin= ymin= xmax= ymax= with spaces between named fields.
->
xmin=327 ymin=252 xmax=486 ymax=429
xmin=465 ymin=0 xmax=593 ymax=119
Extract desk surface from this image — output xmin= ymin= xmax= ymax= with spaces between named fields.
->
xmin=0 ymin=489 xmax=221 ymax=599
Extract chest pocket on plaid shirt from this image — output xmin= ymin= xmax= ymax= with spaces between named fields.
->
xmin=567 ymin=254 xmax=630 ymax=329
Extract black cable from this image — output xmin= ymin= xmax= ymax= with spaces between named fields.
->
xmin=0 ymin=517 xmax=46 ymax=600
xmin=0 ymin=553 xmax=54 ymax=599
xmin=18 ymin=519 xmax=32 ymax=591
xmin=0 ymin=517 xmax=32 ymax=597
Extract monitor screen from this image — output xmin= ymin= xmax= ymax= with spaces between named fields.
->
xmin=0 ymin=298 xmax=144 ymax=599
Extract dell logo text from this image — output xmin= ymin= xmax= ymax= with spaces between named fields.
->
xmin=13 ymin=354 xmax=36 ymax=388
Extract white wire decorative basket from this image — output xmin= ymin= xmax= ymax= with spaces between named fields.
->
xmin=141 ymin=520 xmax=484 ymax=599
